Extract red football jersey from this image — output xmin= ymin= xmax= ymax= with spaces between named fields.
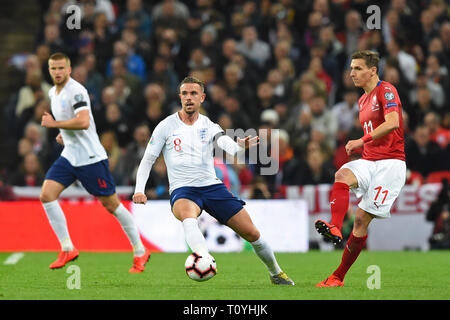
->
xmin=358 ymin=80 xmax=405 ymax=161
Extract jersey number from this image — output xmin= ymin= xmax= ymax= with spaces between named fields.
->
xmin=374 ymin=186 xmax=388 ymax=204
xmin=174 ymin=138 xmax=182 ymax=152
xmin=363 ymin=120 xmax=373 ymax=134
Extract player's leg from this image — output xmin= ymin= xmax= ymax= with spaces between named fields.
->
xmin=226 ymin=208 xmax=294 ymax=285
xmin=172 ymin=198 xmax=210 ymax=256
xmin=40 ymin=179 xmax=79 ymax=268
xmin=315 ymin=166 xmax=359 ymax=244
xmin=97 ymin=194 xmax=146 ymax=256
xmin=328 ymin=208 xmax=374 ymax=283
xmin=40 ymin=179 xmax=73 ymax=250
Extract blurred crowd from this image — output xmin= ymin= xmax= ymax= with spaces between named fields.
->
xmin=1 ymin=0 xmax=450 ymax=201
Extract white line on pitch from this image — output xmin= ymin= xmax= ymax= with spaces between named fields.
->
xmin=3 ymin=252 xmax=25 ymax=265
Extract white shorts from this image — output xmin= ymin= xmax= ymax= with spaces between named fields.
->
xmin=341 ymin=159 xmax=406 ymax=218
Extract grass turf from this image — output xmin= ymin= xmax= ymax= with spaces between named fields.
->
xmin=0 ymin=251 xmax=449 ymax=300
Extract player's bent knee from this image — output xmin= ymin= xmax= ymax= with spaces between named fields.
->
xmin=239 ymin=228 xmax=260 ymax=243
xmin=39 ymin=191 xmax=57 ymax=203
xmin=98 ymin=195 xmax=120 ymax=213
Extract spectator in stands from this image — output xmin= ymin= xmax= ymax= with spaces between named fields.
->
xmin=409 ymin=70 xmax=445 ymax=110
xmin=117 ymin=0 xmax=152 ymax=38
xmin=15 ymin=70 xmax=51 ymax=118
xmin=106 ymin=57 xmax=141 ymax=95
xmin=17 ymin=98 xmax=51 ymax=144
xmin=425 ymin=53 xmax=449 ymax=95
xmin=100 ymin=130 xmax=123 ymax=184
xmin=221 ymin=62 xmax=256 ymax=120
xmin=306 ymin=94 xmax=337 ymax=150
xmin=408 ymin=86 xmax=440 ymax=132
xmin=405 ymin=125 xmax=444 ymax=178
xmin=79 ymin=53 xmax=104 ymax=107
xmin=424 ymin=112 xmax=450 ymax=149
xmin=99 ymin=102 xmax=132 ymax=148
xmin=427 ymin=178 xmax=450 ymax=249
xmin=142 ymin=83 xmax=170 ymax=132
xmin=143 ymin=156 xmax=170 ymax=200
xmin=236 ymin=24 xmax=271 ymax=69
xmin=107 ymin=40 xmax=146 ymax=82
xmin=152 ymin=0 xmax=189 ymax=38
xmin=332 ymin=88 xmax=359 ymax=143
xmin=248 ymin=175 xmax=271 ymax=199
xmin=298 ymin=146 xmax=335 ymax=185
xmin=0 ymin=170 xmax=16 ymax=200
xmin=221 ymin=95 xmax=253 ymax=131
xmin=40 ymin=23 xmax=67 ymax=54
xmin=116 ymin=124 xmax=151 ymax=186
xmin=92 ymin=11 xmax=114 ymax=74
xmin=340 ymin=10 xmax=363 ymax=56
xmin=147 ymin=55 xmax=179 ymax=99
xmin=9 ymin=153 xmax=44 ymax=187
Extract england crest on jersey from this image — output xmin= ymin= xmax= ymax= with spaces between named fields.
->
xmin=199 ymin=128 xmax=208 ymax=142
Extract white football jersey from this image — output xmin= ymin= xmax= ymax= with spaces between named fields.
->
xmin=49 ymin=77 xmax=107 ymax=167
xmin=144 ymin=112 xmax=224 ymax=193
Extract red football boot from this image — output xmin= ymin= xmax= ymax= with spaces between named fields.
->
xmin=129 ymin=249 xmax=151 ymax=273
xmin=315 ymin=274 xmax=344 ymax=287
xmin=315 ymin=219 xmax=343 ymax=245
xmin=49 ymin=249 xmax=79 ymax=269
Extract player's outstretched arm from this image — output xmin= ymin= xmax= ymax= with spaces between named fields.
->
xmin=216 ymin=135 xmax=259 ymax=156
xmin=133 ymin=152 xmax=158 ymax=204
xmin=41 ymin=110 xmax=90 ymax=130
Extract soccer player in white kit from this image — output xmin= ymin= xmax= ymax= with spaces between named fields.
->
xmin=133 ymin=77 xmax=294 ymax=285
xmin=40 ymin=53 xmax=150 ymax=272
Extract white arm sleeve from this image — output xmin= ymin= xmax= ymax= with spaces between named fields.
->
xmin=216 ymin=135 xmax=245 ymax=156
xmin=134 ymin=122 xmax=166 ymax=194
xmin=134 ymin=152 xmax=158 ymax=194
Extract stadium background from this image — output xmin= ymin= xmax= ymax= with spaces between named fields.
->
xmin=0 ymin=0 xmax=449 ymax=254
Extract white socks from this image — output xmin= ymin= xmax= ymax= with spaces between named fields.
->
xmin=182 ymin=218 xmax=209 ymax=256
xmin=250 ymin=237 xmax=282 ymax=276
xmin=42 ymin=200 xmax=145 ymax=257
xmin=113 ymin=203 xmax=145 ymax=257
xmin=42 ymin=200 xmax=74 ymax=251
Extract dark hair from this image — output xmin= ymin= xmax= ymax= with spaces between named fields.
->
xmin=48 ymin=52 xmax=71 ymax=65
xmin=178 ymin=76 xmax=205 ymax=93
xmin=351 ymin=50 xmax=380 ymax=72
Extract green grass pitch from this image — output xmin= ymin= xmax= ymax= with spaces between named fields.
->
xmin=0 ymin=251 xmax=449 ymax=300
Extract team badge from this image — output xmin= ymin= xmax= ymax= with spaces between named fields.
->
xmin=74 ymin=93 xmax=84 ymax=102
xmin=199 ymin=128 xmax=208 ymax=141
xmin=384 ymin=92 xmax=395 ymax=101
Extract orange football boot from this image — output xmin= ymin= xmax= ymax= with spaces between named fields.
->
xmin=129 ymin=249 xmax=151 ymax=273
xmin=315 ymin=219 xmax=343 ymax=245
xmin=49 ymin=248 xmax=79 ymax=269
xmin=315 ymin=274 xmax=344 ymax=287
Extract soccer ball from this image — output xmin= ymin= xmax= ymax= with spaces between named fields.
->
xmin=184 ymin=252 xmax=217 ymax=282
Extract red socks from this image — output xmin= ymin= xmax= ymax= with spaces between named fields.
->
xmin=330 ymin=182 xmax=350 ymax=230
xmin=333 ymin=233 xmax=368 ymax=281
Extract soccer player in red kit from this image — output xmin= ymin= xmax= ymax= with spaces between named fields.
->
xmin=315 ymin=50 xmax=406 ymax=287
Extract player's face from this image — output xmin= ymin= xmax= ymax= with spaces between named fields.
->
xmin=350 ymin=59 xmax=376 ymax=88
xmin=179 ymin=83 xmax=206 ymax=115
xmin=48 ymin=58 xmax=71 ymax=86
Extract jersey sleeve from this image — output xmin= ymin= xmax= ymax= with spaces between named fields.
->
xmin=378 ymin=85 xmax=401 ymax=116
xmin=146 ymin=120 xmax=167 ymax=158
xmin=134 ymin=122 xmax=167 ymax=194
xmin=70 ymin=89 xmax=90 ymax=114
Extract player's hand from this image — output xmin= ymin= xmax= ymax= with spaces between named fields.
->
xmin=132 ymin=192 xmax=147 ymax=204
xmin=345 ymin=139 xmax=364 ymax=155
xmin=41 ymin=112 xmax=56 ymax=128
xmin=237 ymin=135 xmax=259 ymax=149
xmin=56 ymin=133 xmax=64 ymax=146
